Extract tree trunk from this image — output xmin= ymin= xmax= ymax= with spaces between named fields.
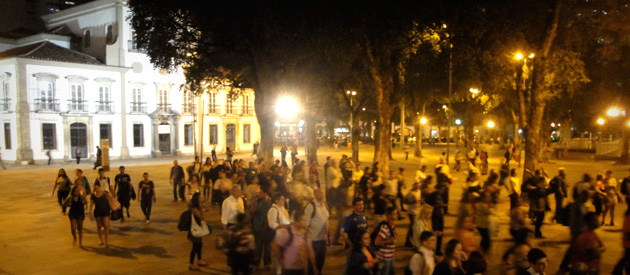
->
xmin=351 ymin=113 xmax=360 ymax=164
xmin=414 ymin=120 xmax=422 ymax=157
xmin=524 ymin=102 xmax=546 ymax=172
xmin=523 ymin=0 xmax=561 ymax=174
xmin=511 ymin=109 xmax=520 ymax=148
xmin=305 ymin=108 xmax=318 ymax=164
xmin=371 ymin=77 xmax=394 ymax=174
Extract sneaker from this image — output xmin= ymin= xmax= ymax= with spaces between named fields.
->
xmin=146 ymin=220 xmax=151 ymax=224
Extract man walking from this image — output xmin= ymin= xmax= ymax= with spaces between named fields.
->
xmin=305 ymin=189 xmax=329 ymax=275
xmin=375 ymin=207 xmax=398 ymax=275
xmin=549 ymin=168 xmax=567 ymax=223
xmin=75 ymin=147 xmax=81 ymax=164
xmin=252 ymin=140 xmax=260 ymax=157
xmin=93 ymin=146 xmax=102 ymax=170
xmin=138 ymin=172 xmax=156 ymax=223
xmin=340 ymin=197 xmax=368 ymax=249
xmin=170 ymin=160 xmax=185 ymax=202
xmin=249 ymin=190 xmax=273 ymax=271
xmin=114 ymin=166 xmax=133 ymax=221
xmin=221 ymin=185 xmax=244 ymax=229
xmin=409 ymin=231 xmax=437 ymax=275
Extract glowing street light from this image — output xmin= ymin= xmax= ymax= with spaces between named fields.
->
xmin=597 ymin=118 xmax=605 ymax=125
xmin=455 ymin=119 xmax=462 ymax=125
xmin=529 ymin=53 xmax=535 ymax=58
xmin=607 ymin=108 xmax=621 ymax=117
xmin=420 ymin=117 xmax=427 ymax=125
xmin=469 ymin=88 xmax=479 ymax=95
xmin=487 ymin=121 xmax=495 ymax=128
xmin=275 ymin=97 xmax=299 ymax=118
xmin=551 ymin=123 xmax=556 ymax=127
xmin=515 ymin=52 xmax=523 ymax=60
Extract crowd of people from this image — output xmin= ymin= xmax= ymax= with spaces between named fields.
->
xmin=51 ymin=144 xmax=630 ymax=274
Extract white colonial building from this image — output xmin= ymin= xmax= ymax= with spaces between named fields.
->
xmin=0 ymin=0 xmax=259 ymax=163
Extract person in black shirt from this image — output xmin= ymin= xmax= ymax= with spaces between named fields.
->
xmin=245 ymin=162 xmax=258 ymax=185
xmin=93 ymin=146 xmax=102 ymax=170
xmin=426 ymin=183 xmax=445 ymax=256
xmin=138 ymin=172 xmax=156 ymax=223
xmin=114 ymin=165 xmax=133 ymax=221
xmin=549 ymin=168 xmax=567 ymax=223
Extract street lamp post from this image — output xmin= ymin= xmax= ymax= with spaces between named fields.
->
xmin=276 ymin=96 xmax=299 ymax=151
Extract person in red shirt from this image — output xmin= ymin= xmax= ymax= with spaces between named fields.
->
xmin=570 ymin=212 xmax=605 ymax=273
xmin=375 ymin=207 xmax=397 ymax=275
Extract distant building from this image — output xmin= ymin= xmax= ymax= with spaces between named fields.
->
xmin=0 ymin=0 xmax=259 ymax=164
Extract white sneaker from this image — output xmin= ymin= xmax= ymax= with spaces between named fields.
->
xmin=145 ymin=220 xmax=151 ymax=224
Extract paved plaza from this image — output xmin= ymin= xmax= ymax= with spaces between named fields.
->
xmin=0 ymin=144 xmax=628 ymax=274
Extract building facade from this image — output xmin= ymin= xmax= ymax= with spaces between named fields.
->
xmin=0 ymin=0 xmax=259 ymax=163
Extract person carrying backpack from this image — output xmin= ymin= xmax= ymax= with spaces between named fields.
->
xmin=407 ymin=231 xmax=437 ymax=275
xmin=304 ymin=189 xmax=329 ymax=275
xmin=275 ymin=210 xmax=318 ymax=275
xmin=373 ymin=207 xmax=398 ymax=275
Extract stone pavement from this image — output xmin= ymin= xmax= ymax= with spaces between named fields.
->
xmin=0 ymin=144 xmax=628 ymax=274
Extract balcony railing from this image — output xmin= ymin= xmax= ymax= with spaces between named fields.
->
xmin=182 ymin=103 xmax=196 ymax=115
xmin=242 ymin=107 xmax=255 ymax=116
xmin=67 ymin=100 xmax=88 ymax=113
xmin=95 ymin=101 xmax=114 ymax=113
xmin=34 ymin=98 xmax=60 ymax=112
xmin=204 ymin=105 xmax=256 ymax=116
xmin=157 ymin=103 xmax=171 ymax=112
xmin=207 ymin=104 xmax=220 ymax=115
xmin=0 ymin=98 xmax=10 ymax=112
xmin=130 ymin=102 xmax=147 ymax=113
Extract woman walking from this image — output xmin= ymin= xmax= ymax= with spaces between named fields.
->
xmin=189 ymin=192 xmax=207 ymax=270
xmin=89 ymin=184 xmax=111 ymax=248
xmin=65 ymin=180 xmax=87 ymax=247
xmin=432 ymin=239 xmax=467 ymax=275
xmin=52 ymin=168 xmax=73 ymax=214
xmin=347 ymin=230 xmax=379 ymax=275
xmin=602 ymin=177 xmax=622 ymax=226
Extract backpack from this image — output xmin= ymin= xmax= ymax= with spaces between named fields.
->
xmin=370 ymin=220 xmax=393 ymax=249
xmin=304 ymin=200 xmax=317 ymax=219
xmin=404 ymin=251 xmax=425 ymax=275
xmin=178 ymin=209 xmax=192 ymax=231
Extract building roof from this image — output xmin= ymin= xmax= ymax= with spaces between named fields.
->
xmin=0 ymin=41 xmax=102 ymax=65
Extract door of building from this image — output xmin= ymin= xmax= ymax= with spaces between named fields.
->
xmin=70 ymin=122 xmax=87 ymax=158
xmin=226 ymin=124 xmax=236 ymax=151
xmin=159 ymin=133 xmax=170 ymax=154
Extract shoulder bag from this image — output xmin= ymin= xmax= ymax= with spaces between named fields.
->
xmin=191 ymin=214 xmax=211 ymax=237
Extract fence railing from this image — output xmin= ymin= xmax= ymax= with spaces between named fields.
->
xmin=596 ymin=139 xmax=622 ymax=157
xmin=205 ymin=105 xmax=255 ymax=116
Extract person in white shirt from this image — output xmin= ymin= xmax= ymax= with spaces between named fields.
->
xmin=214 ymin=172 xmax=233 ymax=207
xmin=404 ymin=182 xmax=422 ymax=247
xmin=409 ymin=231 xmax=437 ymax=275
xmin=384 ymin=170 xmax=398 ymax=207
xmin=326 ymin=160 xmax=342 ymax=189
xmin=221 ymin=185 xmax=244 ymax=230
xmin=304 ymin=188 xmax=329 ymax=275
xmin=415 ymin=165 xmax=427 ymax=184
xmin=267 ymin=193 xmax=290 ymax=275
xmin=267 ymin=193 xmax=291 ymax=230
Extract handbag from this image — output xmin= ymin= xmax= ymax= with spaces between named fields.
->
xmin=107 ymin=193 xmax=121 ymax=210
xmin=190 ymin=214 xmax=210 ymax=237
xmin=110 ymin=208 xmax=123 ymax=221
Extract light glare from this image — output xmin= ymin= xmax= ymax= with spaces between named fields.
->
xmin=276 ymin=97 xmax=298 ymax=118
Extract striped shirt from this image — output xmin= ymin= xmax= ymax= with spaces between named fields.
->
xmin=375 ymin=220 xmax=396 ymax=259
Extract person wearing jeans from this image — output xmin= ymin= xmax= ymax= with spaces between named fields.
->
xmin=170 ymin=160 xmax=185 ymax=201
xmin=305 ymin=189 xmax=329 ymax=275
xmin=138 ymin=172 xmax=156 ymax=223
